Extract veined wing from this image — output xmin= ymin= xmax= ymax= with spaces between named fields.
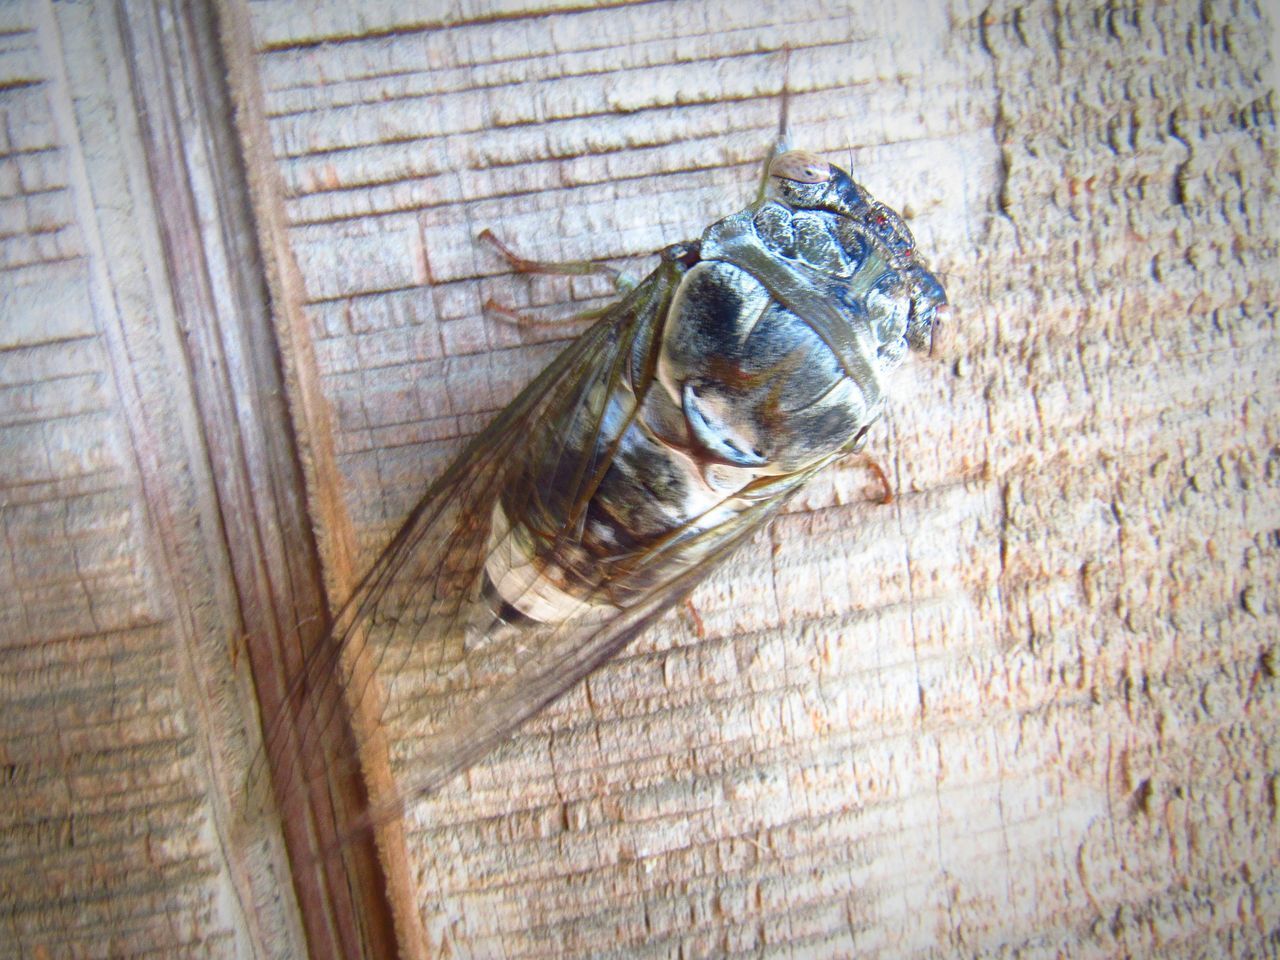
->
xmin=260 ymin=250 xmax=836 ymax=838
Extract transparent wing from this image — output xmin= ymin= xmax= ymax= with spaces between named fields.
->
xmin=257 ymin=262 xmax=817 ymax=838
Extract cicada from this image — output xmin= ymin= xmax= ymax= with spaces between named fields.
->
xmin=268 ymin=146 xmax=949 ymax=832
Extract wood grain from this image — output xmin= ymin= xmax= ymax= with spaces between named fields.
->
xmin=1 ymin=2 xmax=308 ymax=957
xmin=1 ymin=0 xmax=1274 ymax=957
xmin=222 ymin=0 xmax=1279 ymax=956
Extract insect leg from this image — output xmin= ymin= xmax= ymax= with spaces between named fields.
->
xmin=483 ymin=296 xmax=617 ymax=330
xmin=479 ymin=228 xmax=635 ymax=292
xmin=858 ymin=454 xmax=895 ymax=506
xmin=479 ymin=228 xmax=639 ymax=328
xmin=682 ymin=598 xmax=706 ymax=641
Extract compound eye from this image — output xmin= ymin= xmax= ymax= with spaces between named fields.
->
xmin=769 ymin=151 xmax=834 ymax=184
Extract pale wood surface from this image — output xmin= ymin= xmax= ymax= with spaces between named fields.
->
xmin=224 ymin=0 xmax=1280 ymax=957
xmin=0 ymin=2 xmax=310 ymax=958
xmin=1 ymin=0 xmax=1276 ymax=958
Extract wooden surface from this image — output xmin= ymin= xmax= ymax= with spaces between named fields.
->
xmin=1 ymin=0 xmax=1276 ymax=958
xmin=0 ymin=2 xmax=310 ymax=958
xmin=225 ymin=0 xmax=1280 ymax=957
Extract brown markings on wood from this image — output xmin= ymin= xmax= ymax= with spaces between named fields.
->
xmin=12 ymin=0 xmax=1263 ymax=957
xmin=1 ymin=1 xmax=308 ymax=956
xmin=213 ymin=1 xmax=415 ymax=958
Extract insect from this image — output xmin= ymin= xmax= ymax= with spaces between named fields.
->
xmin=266 ymin=143 xmax=949 ymax=835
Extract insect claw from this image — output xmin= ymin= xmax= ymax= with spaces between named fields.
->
xmin=478 ymin=228 xmax=539 ymax=274
xmin=859 ymin=455 xmax=895 ymax=505
xmin=483 ymin=297 xmax=537 ymax=327
xmin=683 ymin=598 xmax=707 ymax=641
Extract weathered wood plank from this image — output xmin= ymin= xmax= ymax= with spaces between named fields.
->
xmin=224 ymin=0 xmax=1277 ymax=957
xmin=0 ymin=2 xmax=311 ymax=957
xmin=117 ymin=4 xmax=400 ymax=958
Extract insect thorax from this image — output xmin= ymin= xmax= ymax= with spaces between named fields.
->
xmin=483 ymin=183 xmax=946 ymax=623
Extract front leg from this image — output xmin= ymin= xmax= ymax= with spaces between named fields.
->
xmin=479 ymin=228 xmax=636 ymax=292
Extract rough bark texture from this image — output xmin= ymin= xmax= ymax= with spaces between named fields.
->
xmin=2 ymin=0 xmax=1277 ymax=958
